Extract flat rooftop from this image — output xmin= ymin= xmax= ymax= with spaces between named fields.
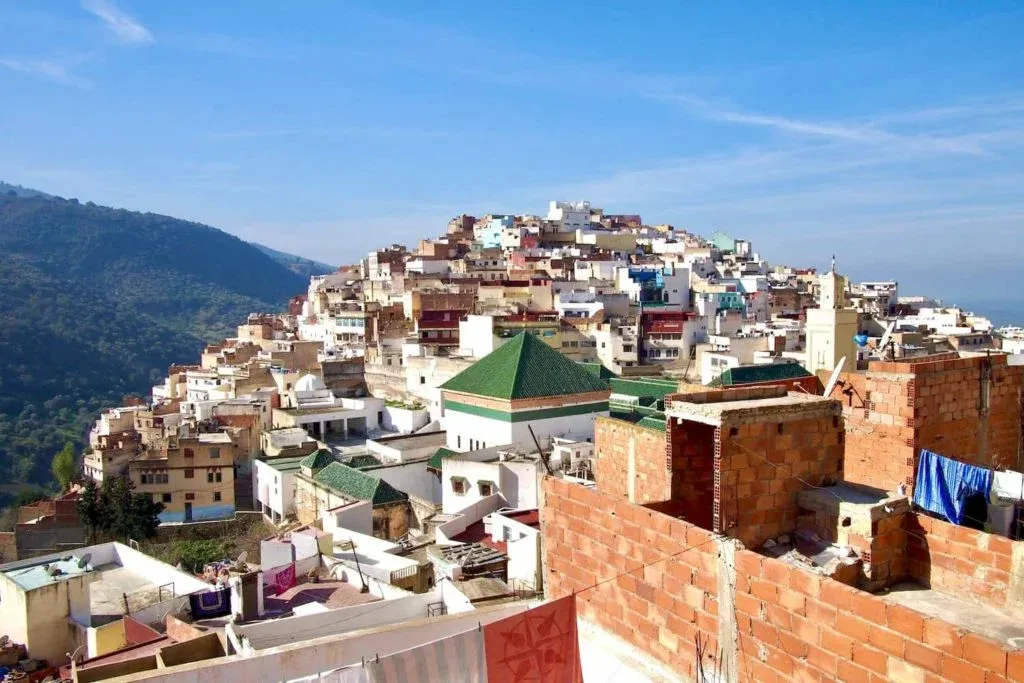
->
xmin=369 ymin=431 xmax=446 ymax=451
xmin=263 ymin=456 xmax=308 ymax=474
xmin=456 ymin=577 xmax=514 ymax=603
xmin=4 ymin=556 xmax=93 ymax=590
xmin=883 ymin=582 xmax=1024 ymax=646
xmin=91 ymin=564 xmax=174 ymax=624
xmin=667 ymin=391 xmax=836 ymax=425
xmin=263 ymin=579 xmax=380 ymax=614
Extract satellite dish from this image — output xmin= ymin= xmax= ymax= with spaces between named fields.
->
xmin=823 ymin=356 xmax=847 ymax=397
xmin=235 ymin=551 xmax=248 ymax=566
xmin=77 ymin=553 xmax=92 ymax=569
xmin=876 ymin=321 xmax=897 ymax=357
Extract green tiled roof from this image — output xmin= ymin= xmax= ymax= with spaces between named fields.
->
xmin=637 ymin=416 xmax=667 ymax=432
xmin=441 ymin=332 xmax=610 ymax=400
xmin=264 ymin=456 xmax=308 ymax=473
xmin=428 ymin=446 xmax=458 ymax=471
xmin=299 ymin=449 xmax=335 ymax=471
xmin=709 ymin=363 xmax=812 ymax=388
xmin=609 ymin=377 xmax=677 ymax=400
xmin=608 ymin=411 xmax=667 ymax=433
xmin=578 ymin=362 xmax=616 ymax=380
xmin=312 ymin=462 xmax=408 ymax=506
xmin=347 ymin=454 xmax=383 ymax=470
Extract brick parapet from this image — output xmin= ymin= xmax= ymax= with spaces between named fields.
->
xmin=542 ymin=476 xmax=1023 ymax=682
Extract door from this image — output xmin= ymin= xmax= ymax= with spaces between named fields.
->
xmin=185 ymin=503 xmax=193 ymax=522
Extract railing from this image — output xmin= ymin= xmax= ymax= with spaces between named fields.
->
xmin=509 ymin=579 xmax=539 ymax=600
xmin=390 ymin=565 xmax=419 ymax=582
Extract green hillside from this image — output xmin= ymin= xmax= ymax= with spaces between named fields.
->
xmin=252 ymin=242 xmax=336 ymax=278
xmin=0 ymin=190 xmax=307 ymax=490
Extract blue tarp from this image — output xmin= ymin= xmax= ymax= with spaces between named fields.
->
xmin=913 ymin=449 xmax=992 ymax=524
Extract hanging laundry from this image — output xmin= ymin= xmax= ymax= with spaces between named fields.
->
xmin=913 ymin=449 xmax=992 ymax=524
xmin=992 ymin=469 xmax=1024 ymax=501
xmin=189 ymin=586 xmax=231 ymax=619
xmin=262 ymin=563 xmax=295 ymax=597
xmin=366 ymin=628 xmax=486 ymax=683
xmin=275 ymin=563 xmax=297 ymax=595
xmin=483 ymin=595 xmax=583 ymax=683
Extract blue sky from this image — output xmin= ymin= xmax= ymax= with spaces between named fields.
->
xmin=2 ymin=2 xmax=1024 ymax=309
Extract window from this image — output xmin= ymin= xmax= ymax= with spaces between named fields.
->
xmin=420 ymin=376 xmax=426 ymax=385
xmin=185 ymin=468 xmax=194 ymax=479
xmin=185 ymin=493 xmax=195 ymax=501
xmin=210 ymin=447 xmax=220 ymax=459
xmin=214 ymin=492 xmax=222 ymax=502
xmin=451 ymin=478 xmax=468 ymax=495
xmin=478 ymin=481 xmax=495 ymax=496
xmin=162 ymin=493 xmax=171 ymax=503
xmin=207 ymin=471 xmax=214 ymax=483
xmin=216 ymin=470 xmax=222 ymax=483
xmin=457 ymin=435 xmax=462 ymax=449
xmin=184 ymin=448 xmax=194 ymax=458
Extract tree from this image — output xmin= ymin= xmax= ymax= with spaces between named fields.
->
xmin=167 ymin=539 xmax=230 ymax=573
xmin=99 ymin=476 xmax=163 ymax=542
xmin=76 ymin=479 xmax=104 ymax=543
xmin=51 ymin=442 xmax=77 ymax=490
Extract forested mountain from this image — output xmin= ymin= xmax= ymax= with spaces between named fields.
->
xmin=0 ymin=189 xmax=307 ymax=492
xmin=252 ymin=243 xmax=336 ymax=278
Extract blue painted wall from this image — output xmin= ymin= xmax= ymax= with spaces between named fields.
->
xmin=158 ymin=503 xmax=236 ymax=524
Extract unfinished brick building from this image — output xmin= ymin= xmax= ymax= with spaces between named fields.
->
xmin=597 ymin=386 xmax=843 ymax=549
xmin=835 ymin=353 xmax=1024 ymax=492
xmin=551 ymin=381 xmax=1024 ymax=681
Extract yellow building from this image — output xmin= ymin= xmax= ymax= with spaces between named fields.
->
xmin=129 ymin=432 xmax=237 ymax=523
xmin=805 ymin=269 xmax=859 ymax=375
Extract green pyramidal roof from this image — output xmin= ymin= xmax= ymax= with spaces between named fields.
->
xmin=313 ymin=462 xmax=408 ymax=506
xmin=300 ymin=449 xmax=335 ymax=471
xmin=442 ymin=332 xmax=611 ymax=400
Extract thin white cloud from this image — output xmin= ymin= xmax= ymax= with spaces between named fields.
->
xmin=0 ymin=57 xmax=93 ymax=89
xmin=81 ymin=0 xmax=153 ymax=45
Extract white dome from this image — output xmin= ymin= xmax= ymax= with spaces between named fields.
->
xmin=295 ymin=374 xmax=327 ymax=392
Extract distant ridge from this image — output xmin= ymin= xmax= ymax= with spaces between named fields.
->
xmin=252 ymin=242 xmax=336 ymax=278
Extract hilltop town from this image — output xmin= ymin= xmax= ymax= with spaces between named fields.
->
xmin=2 ymin=200 xmax=1022 ymax=681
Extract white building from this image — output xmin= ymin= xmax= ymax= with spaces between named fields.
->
xmin=440 ymin=332 xmax=611 ymax=455
xmin=272 ymin=374 xmax=384 ymax=440
xmin=440 ymin=448 xmax=543 ymax=515
xmin=0 ymin=542 xmax=208 ymax=665
xmin=547 ymin=200 xmax=592 ymax=231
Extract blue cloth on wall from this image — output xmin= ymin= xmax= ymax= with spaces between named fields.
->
xmin=189 ymin=586 xmax=231 ymax=619
xmin=913 ymin=449 xmax=992 ymax=524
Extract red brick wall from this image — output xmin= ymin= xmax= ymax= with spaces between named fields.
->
xmin=837 ymin=370 xmax=916 ymax=492
xmin=718 ymin=414 xmax=843 ymax=548
xmin=904 ymin=513 xmax=1018 ymax=612
xmin=668 ymin=420 xmax=716 ymax=530
xmin=594 ymin=417 xmax=668 ymax=504
xmin=909 ymin=355 xmax=1022 ymax=471
xmin=542 ymin=476 xmax=1023 ymax=682
xmin=841 ymin=355 xmax=1023 ymax=493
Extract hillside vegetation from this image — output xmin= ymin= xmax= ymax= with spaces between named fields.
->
xmin=0 ymin=188 xmax=306 ymax=492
